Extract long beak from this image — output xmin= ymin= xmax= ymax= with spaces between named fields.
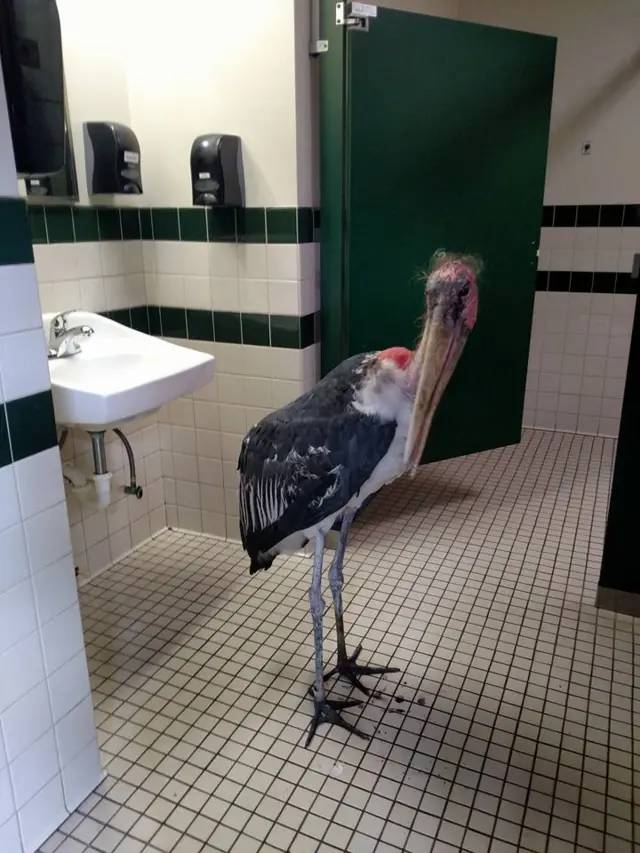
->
xmin=404 ymin=313 xmax=466 ymax=476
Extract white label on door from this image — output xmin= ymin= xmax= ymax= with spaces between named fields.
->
xmin=198 ymin=172 xmax=211 ymax=179
xmin=123 ymin=151 xmax=139 ymax=164
xmin=351 ymin=2 xmax=377 ymax=17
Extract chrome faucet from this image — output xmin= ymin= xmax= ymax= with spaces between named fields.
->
xmin=48 ymin=310 xmax=94 ymax=359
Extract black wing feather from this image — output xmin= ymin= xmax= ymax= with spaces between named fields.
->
xmin=238 ymin=354 xmax=396 ymax=565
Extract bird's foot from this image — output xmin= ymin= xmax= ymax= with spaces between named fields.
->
xmin=305 ymin=695 xmax=368 ymax=748
xmin=324 ymin=643 xmax=400 ymax=696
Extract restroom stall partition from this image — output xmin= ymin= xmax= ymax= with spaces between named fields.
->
xmin=318 ymin=3 xmax=556 ymax=464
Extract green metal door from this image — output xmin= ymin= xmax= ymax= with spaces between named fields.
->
xmin=319 ymin=4 xmax=556 ymax=463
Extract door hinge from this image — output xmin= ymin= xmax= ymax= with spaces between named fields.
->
xmin=336 ymin=2 xmax=377 ymax=32
xmin=309 ymin=39 xmax=329 ymax=56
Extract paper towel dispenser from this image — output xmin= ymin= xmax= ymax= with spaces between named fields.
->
xmin=83 ymin=121 xmax=142 ymax=195
xmin=190 ymin=134 xmax=244 ymax=207
xmin=0 ymin=0 xmax=65 ymax=176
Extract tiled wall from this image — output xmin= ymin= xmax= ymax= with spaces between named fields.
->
xmin=28 ymin=205 xmax=165 ymax=580
xmin=0 ymin=185 xmax=101 ymax=853
xmin=525 ymin=204 xmax=639 ymax=437
xmin=141 ymin=206 xmax=320 ymax=542
xmin=27 ymin=202 xmax=320 ymax=560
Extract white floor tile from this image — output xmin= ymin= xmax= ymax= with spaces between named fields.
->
xmin=38 ymin=430 xmax=639 ymax=853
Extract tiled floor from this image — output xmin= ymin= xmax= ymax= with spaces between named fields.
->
xmin=40 ymin=429 xmax=639 ymax=853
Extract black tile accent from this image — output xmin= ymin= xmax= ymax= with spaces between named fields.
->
xmin=599 ymin=205 xmax=624 ymax=227
xmin=615 ymin=273 xmax=637 ymax=295
xmin=0 ymin=198 xmax=35 ymax=265
xmin=242 ymin=313 xmax=270 ymax=346
xmin=213 ymin=311 xmax=242 ymax=343
xmin=593 ymin=272 xmax=616 ymax=294
xmin=152 ymin=208 xmax=179 ymax=241
xmin=97 ymin=208 xmax=122 ymax=241
xmin=148 ymin=305 xmax=162 ymax=336
xmin=27 ymin=205 xmax=47 ymax=244
xmin=537 ymin=268 xmax=640 ymax=295
xmin=548 ymin=271 xmax=570 ymax=292
xmin=623 ymin=205 xmax=640 ymax=227
xmin=266 ymin=208 xmax=297 ymax=243
xmin=237 ymin=208 xmax=266 ymax=243
xmin=0 ymin=405 xmax=10 ymax=469
xmin=186 ymin=308 xmax=214 ymax=341
xmin=570 ymin=272 xmax=593 ymax=293
xmin=270 ymin=315 xmax=300 ymax=348
xmin=120 ymin=208 xmax=141 ymax=240
xmin=45 ymin=206 xmax=74 ymax=243
xmin=73 ymin=207 xmax=99 ymax=242
xmin=297 ymin=208 xmax=314 ymax=244
xmin=107 ymin=308 xmax=132 ymax=327
xmin=180 ymin=208 xmax=207 ymax=242
xmin=5 ymin=390 xmax=57 ymax=463
xmin=144 ymin=303 xmax=317 ymax=348
xmin=576 ymin=205 xmax=600 ymax=227
xmin=207 ymin=208 xmax=236 ymax=242
xmin=553 ymin=206 xmax=577 ymax=227
xmin=536 ymin=271 xmax=548 ymax=292
xmin=313 ymin=208 xmax=321 ymax=232
xmin=159 ymin=306 xmax=187 ymax=338
xmin=301 ymin=312 xmax=315 ymax=348
xmin=544 ymin=202 xmax=640 ymax=228
xmin=25 ymin=205 xmax=319 ymax=245
xmin=130 ymin=306 xmax=150 ymax=333
xmin=139 ymin=207 xmax=153 ymax=240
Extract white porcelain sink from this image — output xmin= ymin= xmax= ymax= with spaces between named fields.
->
xmin=43 ymin=311 xmax=216 ymax=430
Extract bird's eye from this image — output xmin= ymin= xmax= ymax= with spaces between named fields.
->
xmin=459 ymin=282 xmax=470 ymax=298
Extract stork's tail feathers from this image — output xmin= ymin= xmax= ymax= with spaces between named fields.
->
xmin=249 ymin=552 xmax=276 ymax=575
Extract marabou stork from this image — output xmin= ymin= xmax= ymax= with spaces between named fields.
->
xmin=238 ymin=252 xmax=479 ymax=745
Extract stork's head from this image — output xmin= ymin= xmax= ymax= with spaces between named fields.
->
xmin=404 ymin=251 xmax=480 ymax=475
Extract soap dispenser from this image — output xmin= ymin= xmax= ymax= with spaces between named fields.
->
xmin=190 ymin=134 xmax=244 ymax=207
xmin=83 ymin=122 xmax=143 ymax=194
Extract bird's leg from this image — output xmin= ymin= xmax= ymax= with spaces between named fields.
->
xmin=327 ymin=509 xmax=354 ymax=662
xmin=324 ymin=511 xmax=401 ymax=696
xmin=305 ymin=531 xmax=367 ymax=748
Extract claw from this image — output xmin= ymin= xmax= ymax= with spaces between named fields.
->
xmin=305 ymin=696 xmax=368 ymax=748
xmin=324 ymin=644 xmax=401 ymax=696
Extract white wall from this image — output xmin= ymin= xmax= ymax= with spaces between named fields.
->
xmin=459 ymin=0 xmax=640 ymax=205
xmin=56 ymin=0 xmax=131 ymax=205
xmin=56 ymin=0 xmax=305 ymax=208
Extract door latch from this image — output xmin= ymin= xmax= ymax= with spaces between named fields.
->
xmin=336 ymin=2 xmax=377 ymax=31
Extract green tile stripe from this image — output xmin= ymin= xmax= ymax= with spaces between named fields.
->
xmin=0 ymin=390 xmax=58 ymax=469
xmin=0 ymin=197 xmax=35 ymax=265
xmin=27 ymin=204 xmax=319 ymax=245
xmin=102 ymin=305 xmax=319 ymax=349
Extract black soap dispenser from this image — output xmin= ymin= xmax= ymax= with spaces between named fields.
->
xmin=83 ymin=122 xmax=143 ymax=194
xmin=190 ymin=134 xmax=244 ymax=207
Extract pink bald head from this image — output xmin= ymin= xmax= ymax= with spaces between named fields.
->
xmin=425 ymin=253 xmax=480 ymax=333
